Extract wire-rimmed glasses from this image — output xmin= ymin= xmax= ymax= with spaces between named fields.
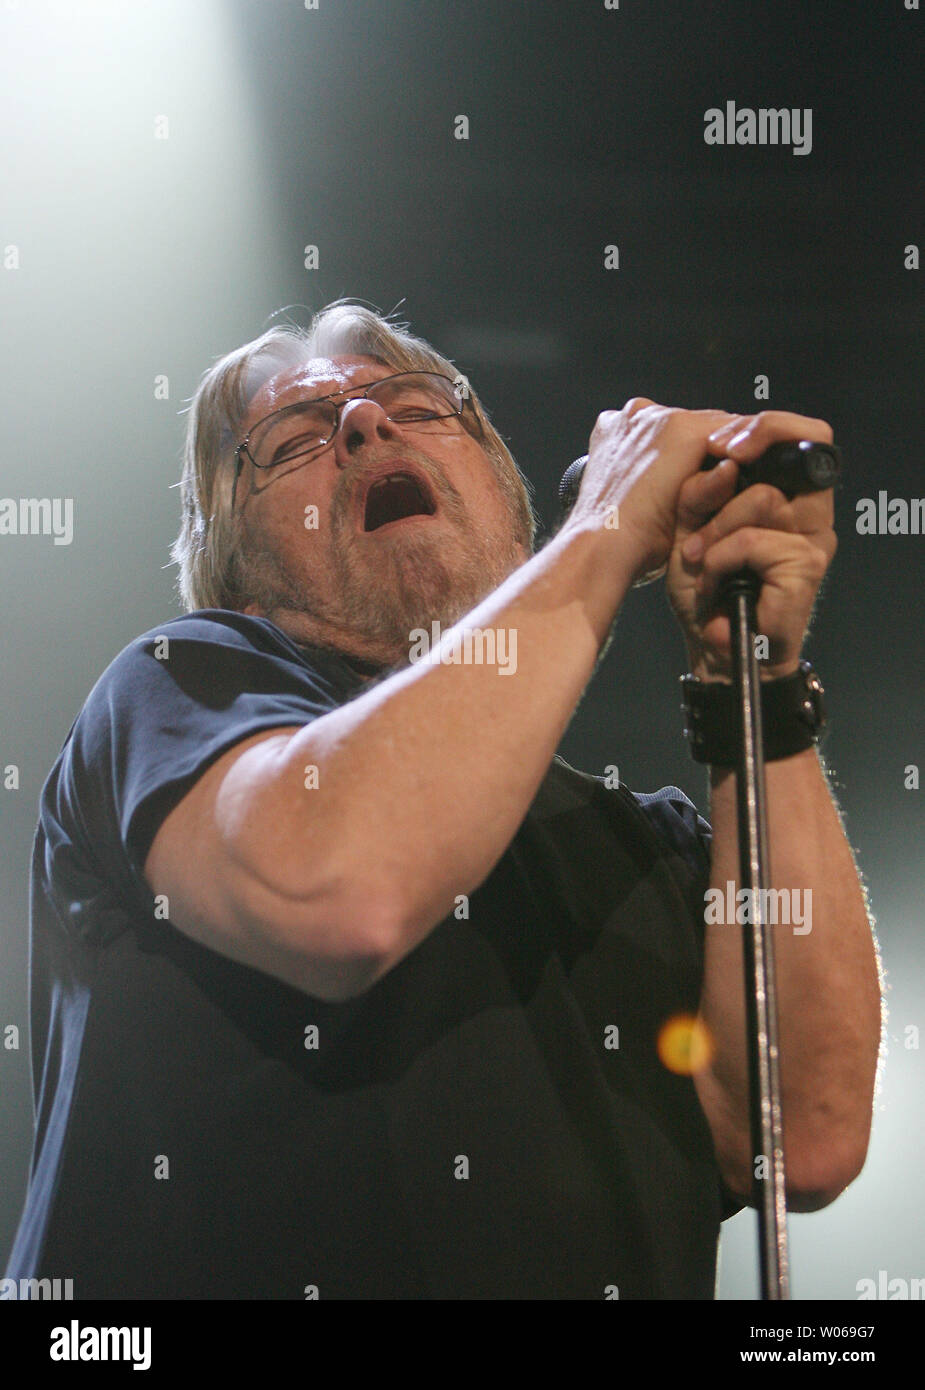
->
xmin=232 ymin=371 xmax=473 ymax=507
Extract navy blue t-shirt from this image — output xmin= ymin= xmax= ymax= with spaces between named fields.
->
xmin=5 ymin=610 xmax=740 ymax=1299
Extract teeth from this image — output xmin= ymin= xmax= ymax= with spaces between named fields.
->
xmin=371 ymin=472 xmax=412 ymax=488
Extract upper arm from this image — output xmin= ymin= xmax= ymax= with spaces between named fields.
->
xmin=142 ymin=724 xmax=390 ymax=1002
xmin=63 ymin=616 xmax=400 ymax=1002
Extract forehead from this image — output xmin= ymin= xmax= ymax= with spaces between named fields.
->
xmin=244 ymin=355 xmax=391 ymax=430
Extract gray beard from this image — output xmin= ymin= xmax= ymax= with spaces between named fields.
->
xmin=332 ymin=525 xmax=516 ymax=649
xmin=231 ymin=456 xmax=525 ymax=666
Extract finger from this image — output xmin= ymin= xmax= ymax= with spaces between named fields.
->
xmin=703 ymin=414 xmax=753 ymax=461
xmin=684 ymin=484 xmax=835 ymax=561
xmin=696 ymin=529 xmax=831 ymax=602
xmin=683 ymin=483 xmax=798 ymax=561
xmin=709 ymin=409 xmax=835 ymax=462
xmin=675 ymin=457 xmax=740 ymax=539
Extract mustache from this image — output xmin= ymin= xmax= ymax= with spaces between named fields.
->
xmin=330 ymin=446 xmax=465 ymax=528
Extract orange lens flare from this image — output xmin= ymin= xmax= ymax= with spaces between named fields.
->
xmin=656 ymin=1013 xmax=715 ymax=1075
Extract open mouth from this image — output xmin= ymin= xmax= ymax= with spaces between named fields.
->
xmin=363 ymin=471 xmax=437 ymax=531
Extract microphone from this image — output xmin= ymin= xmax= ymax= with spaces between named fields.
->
xmin=558 ymin=439 xmax=842 ymax=521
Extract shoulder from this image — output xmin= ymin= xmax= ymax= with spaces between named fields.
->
xmin=38 ymin=611 xmax=365 ymax=892
xmin=101 ymin=609 xmax=311 ymax=672
xmin=84 ymin=609 xmax=352 ymax=711
xmin=58 ymin=609 xmax=360 ymax=789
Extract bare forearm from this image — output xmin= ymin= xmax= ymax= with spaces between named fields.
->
xmin=695 ymin=747 xmax=883 ymax=1203
xmin=226 ymin=520 xmax=635 ymax=966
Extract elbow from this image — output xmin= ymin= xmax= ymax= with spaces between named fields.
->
xmin=296 ymin=889 xmax=407 ymax=1003
xmin=723 ymin=1138 xmax=872 ymax=1215
xmin=310 ymin=894 xmax=404 ymax=1002
xmin=782 ymin=1092 xmax=875 ymax=1210
xmin=290 ymin=876 xmax=446 ymax=1002
xmin=714 ymin=1103 xmax=874 ymax=1214
xmin=782 ymin=1136 xmax=872 ymax=1212
xmin=236 ymin=860 xmax=409 ymax=1004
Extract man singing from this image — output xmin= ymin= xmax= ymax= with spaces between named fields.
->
xmin=5 ymin=301 xmax=881 ymax=1298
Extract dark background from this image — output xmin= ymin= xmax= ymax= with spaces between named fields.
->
xmin=1 ymin=0 xmax=922 ymax=1298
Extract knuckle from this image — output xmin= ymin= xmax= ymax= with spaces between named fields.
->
xmin=749 ymin=411 xmax=786 ymax=438
xmin=751 ymin=483 xmax=783 ymax=510
xmin=809 ymin=542 xmax=831 ymax=576
xmin=793 ymin=534 xmax=827 ymax=576
xmin=660 ymin=407 xmax=690 ymax=436
xmin=591 ymin=409 xmax=618 ymax=435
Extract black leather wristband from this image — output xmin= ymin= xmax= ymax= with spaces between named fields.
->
xmin=680 ymin=659 xmax=826 ymax=767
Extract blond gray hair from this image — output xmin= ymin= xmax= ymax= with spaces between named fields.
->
xmin=171 ymin=300 xmax=538 ymax=612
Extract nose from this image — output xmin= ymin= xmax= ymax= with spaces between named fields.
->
xmin=332 ymin=396 xmax=400 ymax=470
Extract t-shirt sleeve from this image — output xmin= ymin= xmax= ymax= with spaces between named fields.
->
xmin=55 ymin=614 xmax=353 ymax=931
xmin=629 ymin=783 xmax=712 ymax=933
xmin=630 ymin=783 xmax=712 ymax=879
xmin=629 ymin=783 xmax=745 ymax=1222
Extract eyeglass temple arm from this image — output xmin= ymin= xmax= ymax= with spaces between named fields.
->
xmin=231 ymin=450 xmax=244 ymax=510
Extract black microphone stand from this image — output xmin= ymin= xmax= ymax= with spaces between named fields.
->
xmin=720 ymin=566 xmax=789 ymax=1300
xmin=716 ymin=441 xmax=840 ymax=1299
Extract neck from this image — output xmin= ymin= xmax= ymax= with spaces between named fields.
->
xmin=244 ymin=603 xmax=409 ymax=672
